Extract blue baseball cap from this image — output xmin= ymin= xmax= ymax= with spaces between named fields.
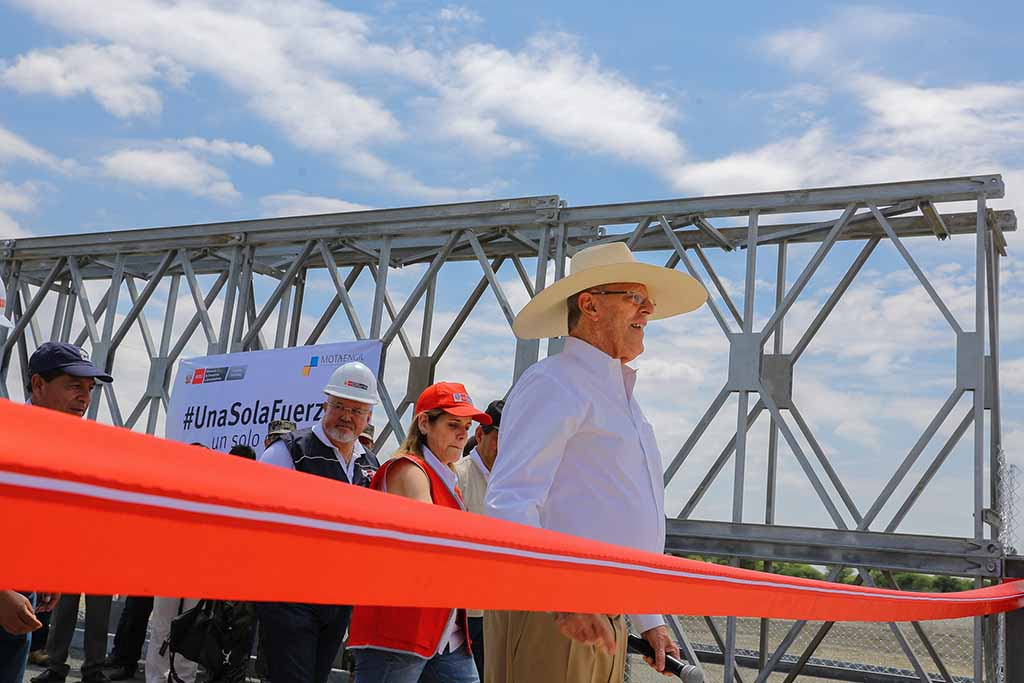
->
xmin=28 ymin=342 xmax=113 ymax=383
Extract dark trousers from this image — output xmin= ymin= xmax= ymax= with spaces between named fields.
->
xmin=0 ymin=592 xmax=33 ymax=683
xmin=254 ymin=602 xmax=350 ymax=683
xmin=30 ymin=610 xmax=50 ymax=653
xmin=29 ymin=610 xmax=49 ymax=655
xmin=468 ymin=616 xmax=485 ymax=679
xmin=108 ymin=597 xmax=153 ymax=670
xmin=45 ymin=594 xmax=112 ymax=678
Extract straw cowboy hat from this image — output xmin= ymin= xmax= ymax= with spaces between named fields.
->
xmin=513 ymin=242 xmax=707 ymax=339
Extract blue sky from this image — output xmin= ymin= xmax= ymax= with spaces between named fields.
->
xmin=1 ymin=1 xmax=1022 ymax=542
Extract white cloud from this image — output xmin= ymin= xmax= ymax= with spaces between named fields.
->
xmin=758 ymin=6 xmax=935 ymax=74
xmin=93 ymin=137 xmax=273 ymax=202
xmin=0 ymin=136 xmax=63 ymax=238
xmin=260 ymin=193 xmax=374 ymax=217
xmin=100 ymin=149 xmax=239 ymax=201
xmin=8 ymin=3 xmax=689 ymax=196
xmin=427 ymin=104 xmax=528 ymax=157
xmin=346 ymin=149 xmax=504 ymax=202
xmin=179 ymin=137 xmax=273 ymax=165
xmin=0 ymin=180 xmax=43 ymax=213
xmin=439 ymin=5 xmax=482 ymax=25
xmin=743 ymin=83 xmax=831 ymax=132
xmin=0 ymin=210 xmax=32 ymax=238
xmin=672 ymin=126 xmax=845 ymax=195
xmin=851 ymin=75 xmax=1024 ymax=155
xmin=9 ymin=0 xmax=466 ymax=198
xmin=1 ymin=42 xmax=188 ymax=117
xmin=674 ymin=9 xmax=1024 ymax=216
xmin=760 ymin=27 xmax=830 ymax=72
xmin=440 ymin=33 xmax=686 ymax=166
xmin=0 ymin=124 xmax=75 ymax=173
xmin=1005 ymin=358 xmax=1024 ymax=394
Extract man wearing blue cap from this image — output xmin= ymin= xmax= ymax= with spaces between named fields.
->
xmin=26 ymin=342 xmax=115 ymax=683
xmin=0 ymin=290 xmax=62 ymax=683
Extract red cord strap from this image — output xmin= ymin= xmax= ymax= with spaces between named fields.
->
xmin=1 ymin=400 xmax=1021 ymax=621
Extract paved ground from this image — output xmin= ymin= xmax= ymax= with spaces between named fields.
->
xmin=23 ymin=650 xmax=839 ymax=683
xmin=628 ymin=658 xmax=835 ymax=682
xmin=26 ymin=654 xmax=831 ymax=683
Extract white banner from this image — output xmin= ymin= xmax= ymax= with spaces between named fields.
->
xmin=166 ymin=341 xmax=383 ymax=451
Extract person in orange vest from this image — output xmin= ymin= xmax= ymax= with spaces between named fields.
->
xmin=347 ymin=382 xmax=491 ymax=683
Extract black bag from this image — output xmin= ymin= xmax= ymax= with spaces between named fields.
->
xmin=162 ymin=600 xmax=257 ymax=682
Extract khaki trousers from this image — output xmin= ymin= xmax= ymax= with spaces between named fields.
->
xmin=483 ymin=611 xmax=627 ymax=683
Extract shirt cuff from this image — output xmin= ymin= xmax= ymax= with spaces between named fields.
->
xmin=630 ymin=613 xmax=664 ymax=634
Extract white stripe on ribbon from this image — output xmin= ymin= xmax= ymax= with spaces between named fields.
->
xmin=1 ymin=469 xmax=1021 ymax=606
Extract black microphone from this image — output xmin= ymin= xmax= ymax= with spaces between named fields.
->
xmin=627 ymin=633 xmax=704 ymax=682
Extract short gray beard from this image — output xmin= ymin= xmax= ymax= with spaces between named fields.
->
xmin=325 ymin=425 xmax=357 ymax=444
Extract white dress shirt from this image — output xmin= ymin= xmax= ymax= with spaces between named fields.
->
xmin=381 ymin=446 xmax=466 ymax=654
xmin=454 ymin=449 xmax=490 ymax=517
xmin=454 ymin=449 xmax=491 ymax=619
xmin=259 ymin=422 xmax=366 ymax=484
xmin=485 ymin=337 xmax=666 ymax=633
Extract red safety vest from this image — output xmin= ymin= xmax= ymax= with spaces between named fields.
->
xmin=347 ymin=454 xmax=472 ymax=658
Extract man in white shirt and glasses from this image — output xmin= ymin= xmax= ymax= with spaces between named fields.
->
xmin=454 ymin=399 xmax=503 ymax=678
xmin=257 ymin=361 xmax=381 ymax=683
xmin=485 ymin=242 xmax=706 ymax=683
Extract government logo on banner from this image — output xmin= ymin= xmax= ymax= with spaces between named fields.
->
xmin=167 ymin=340 xmax=383 ymax=452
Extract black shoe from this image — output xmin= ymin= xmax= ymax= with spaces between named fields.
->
xmin=30 ymin=671 xmax=66 ymax=683
xmin=80 ymin=673 xmax=111 ymax=683
xmin=106 ymin=666 xmax=135 ymax=681
xmin=101 ymin=656 xmax=119 ymax=668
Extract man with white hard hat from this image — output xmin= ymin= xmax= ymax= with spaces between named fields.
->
xmin=256 ymin=361 xmax=381 ymax=683
xmin=485 ymin=242 xmax=707 ymax=683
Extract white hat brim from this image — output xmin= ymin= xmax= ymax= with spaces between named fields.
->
xmin=512 ymin=261 xmax=707 ymax=339
xmin=323 ymin=388 xmax=379 ymax=405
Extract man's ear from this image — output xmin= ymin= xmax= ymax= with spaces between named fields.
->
xmin=579 ymin=293 xmax=599 ymax=319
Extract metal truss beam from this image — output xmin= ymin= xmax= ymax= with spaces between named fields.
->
xmin=665 ymin=519 xmax=1003 ymax=577
xmin=0 ymin=174 xmax=1017 ymax=683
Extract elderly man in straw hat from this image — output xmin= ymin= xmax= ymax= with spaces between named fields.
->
xmin=484 ymin=242 xmax=706 ymax=683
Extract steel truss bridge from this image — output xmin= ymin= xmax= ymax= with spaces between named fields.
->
xmin=0 ymin=174 xmax=1019 ymax=682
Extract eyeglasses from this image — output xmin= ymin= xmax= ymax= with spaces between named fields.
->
xmin=323 ymin=401 xmax=371 ymax=418
xmin=587 ymin=290 xmax=656 ymax=308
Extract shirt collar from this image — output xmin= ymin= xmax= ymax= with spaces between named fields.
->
xmin=563 ymin=336 xmax=638 ymax=398
xmin=469 ymin=448 xmax=491 ymax=481
xmin=421 ymin=446 xmax=459 ymax=489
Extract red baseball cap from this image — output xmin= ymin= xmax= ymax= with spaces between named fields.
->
xmin=415 ymin=382 xmax=493 ymax=425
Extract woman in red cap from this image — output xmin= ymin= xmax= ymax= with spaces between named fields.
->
xmin=347 ymin=382 xmax=491 ymax=683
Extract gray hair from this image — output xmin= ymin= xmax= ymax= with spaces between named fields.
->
xmin=566 ymin=292 xmax=584 ymax=333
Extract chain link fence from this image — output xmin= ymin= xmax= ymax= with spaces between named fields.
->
xmin=998 ymin=446 xmax=1020 ymax=556
xmin=680 ymin=615 xmax=974 ymax=681
xmin=624 ymin=452 xmax=1020 ymax=682
xmin=622 ymin=617 xmax=976 ymax=682
xmin=624 ymin=615 xmax=976 ymax=682
xmin=623 ymin=450 xmax=1023 ymax=683
xmin=994 ymin=446 xmax=1019 ymax=683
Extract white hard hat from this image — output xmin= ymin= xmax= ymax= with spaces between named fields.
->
xmin=323 ymin=361 xmax=379 ymax=405
xmin=0 ymin=279 xmax=13 ymax=329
